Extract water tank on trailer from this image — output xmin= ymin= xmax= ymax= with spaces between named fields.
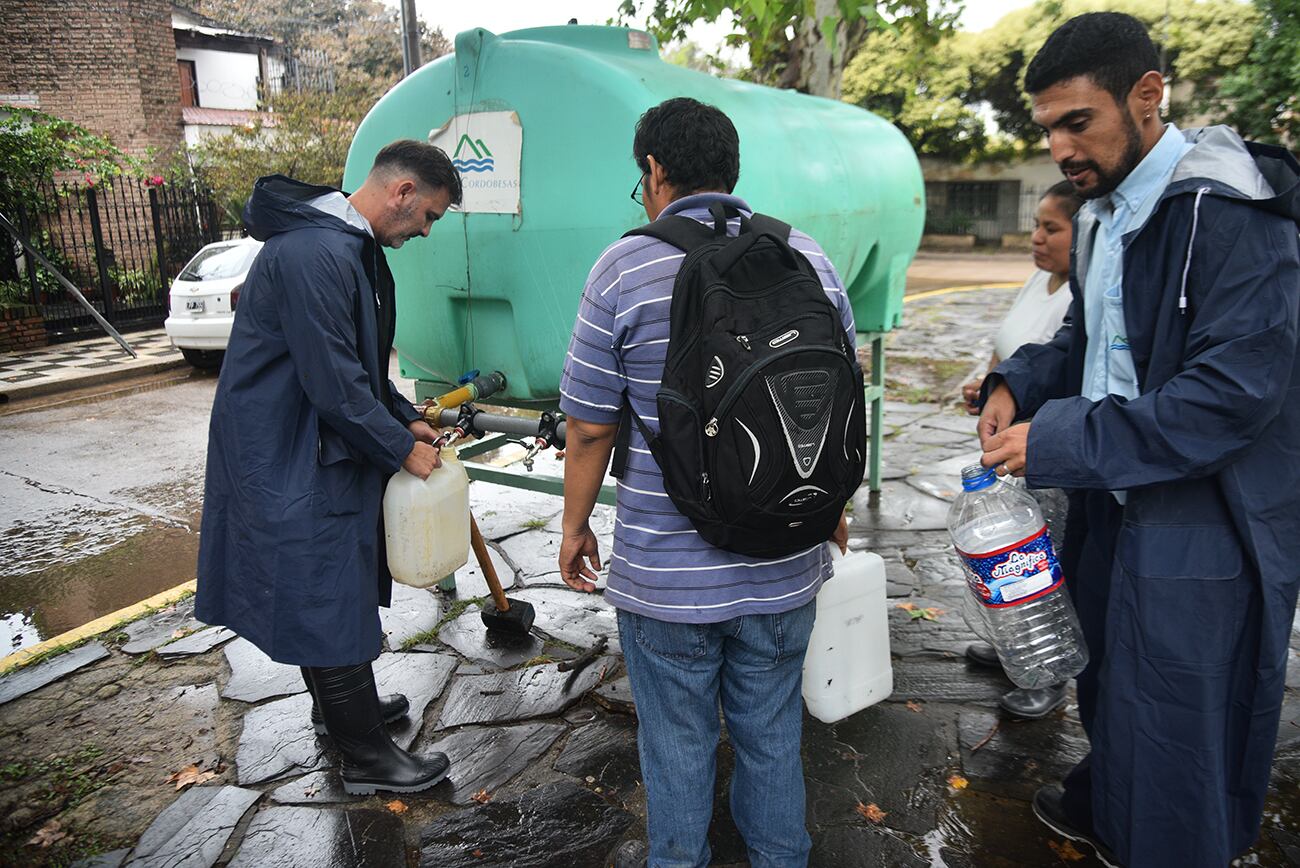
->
xmin=344 ymin=24 xmax=924 ymax=406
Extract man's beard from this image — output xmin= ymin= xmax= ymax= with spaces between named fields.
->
xmin=1060 ymin=112 xmax=1144 ymax=200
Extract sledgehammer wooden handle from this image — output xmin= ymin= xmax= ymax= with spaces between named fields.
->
xmin=469 ymin=513 xmax=511 ymax=613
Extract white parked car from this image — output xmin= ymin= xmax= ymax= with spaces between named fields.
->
xmin=164 ymin=237 xmax=263 ymax=370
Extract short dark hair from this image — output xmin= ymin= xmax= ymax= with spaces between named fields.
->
xmin=372 ymin=139 xmax=463 ymax=206
xmin=1042 ymin=180 xmax=1084 ymax=218
xmin=1024 ymin=12 xmax=1160 ymax=107
xmin=633 ymin=98 xmax=739 ymax=194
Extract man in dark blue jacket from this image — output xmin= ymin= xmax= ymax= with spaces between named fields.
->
xmin=197 ymin=141 xmax=461 ymax=795
xmin=979 ymin=13 xmax=1300 ymax=867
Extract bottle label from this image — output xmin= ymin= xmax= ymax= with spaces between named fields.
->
xmin=955 ymin=526 xmax=1063 ymax=608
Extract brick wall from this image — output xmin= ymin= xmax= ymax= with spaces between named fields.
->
xmin=0 ymin=307 xmax=48 ymax=354
xmin=0 ymin=0 xmax=185 ymax=163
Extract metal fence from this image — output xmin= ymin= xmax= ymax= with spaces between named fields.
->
xmin=0 ymin=176 xmax=221 ymax=341
xmin=924 ymin=180 xmax=1058 ymax=241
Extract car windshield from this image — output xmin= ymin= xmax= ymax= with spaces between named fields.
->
xmin=178 ymin=243 xmax=260 ymax=281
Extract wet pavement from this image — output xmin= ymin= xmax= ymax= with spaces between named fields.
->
xmin=3 ymin=255 xmax=1299 ymax=866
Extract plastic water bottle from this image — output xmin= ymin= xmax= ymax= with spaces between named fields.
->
xmin=947 ymin=464 xmax=1087 ymax=689
xmin=383 ymin=448 xmax=471 ymax=588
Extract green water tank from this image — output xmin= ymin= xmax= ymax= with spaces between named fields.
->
xmin=344 ymin=25 xmax=923 ymax=407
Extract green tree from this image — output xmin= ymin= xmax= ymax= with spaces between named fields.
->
xmin=618 ymin=0 xmax=960 ymax=98
xmin=1212 ymin=0 xmax=1300 ymax=145
xmin=190 ymin=90 xmax=363 ymax=226
xmin=0 ymin=109 xmax=138 ymax=189
xmin=841 ymin=27 xmax=996 ymax=161
xmin=191 ymin=0 xmax=451 ymax=104
xmin=961 ymin=0 xmax=1261 ymax=148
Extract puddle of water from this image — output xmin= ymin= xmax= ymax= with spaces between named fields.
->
xmin=0 ymin=522 xmax=200 ymax=653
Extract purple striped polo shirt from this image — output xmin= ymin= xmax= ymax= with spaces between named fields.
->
xmin=559 ymin=193 xmax=857 ymax=623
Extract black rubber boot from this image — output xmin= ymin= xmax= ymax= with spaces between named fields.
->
xmin=999 ymin=682 xmax=1068 ymax=719
xmin=964 ymin=641 xmax=1001 ymax=668
xmin=305 ymin=663 xmax=449 ymax=795
xmin=302 ymin=667 xmax=409 ymax=737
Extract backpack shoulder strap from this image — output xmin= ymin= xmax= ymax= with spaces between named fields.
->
xmin=747 ymin=212 xmax=792 ymax=241
xmin=623 ymin=215 xmax=717 ymax=252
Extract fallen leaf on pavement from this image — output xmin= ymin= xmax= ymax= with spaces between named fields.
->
xmin=947 ymin=774 xmax=969 ymax=790
xmin=167 ymin=763 xmax=217 ymax=791
xmin=895 ymin=602 xmax=918 ymax=612
xmin=906 ymin=700 xmax=924 ymax=713
xmin=27 ymin=819 xmax=67 ymax=848
xmin=386 ymin=800 xmax=408 ymax=814
xmin=472 ymin=849 xmax=484 ymax=858
xmin=855 ymin=801 xmax=887 ymax=824
xmin=471 ymin=788 xmax=492 ymax=804
xmin=170 ymin=629 xmax=186 ymax=639
xmin=1048 ymin=840 xmax=1087 ymax=861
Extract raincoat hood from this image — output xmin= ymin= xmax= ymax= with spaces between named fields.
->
xmin=242 ymin=174 xmax=369 ymax=241
xmin=1169 ymin=125 xmax=1300 ymax=224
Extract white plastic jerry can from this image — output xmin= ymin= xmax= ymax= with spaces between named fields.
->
xmin=382 ymin=449 xmax=471 ymax=588
xmin=801 ymin=544 xmax=893 ymax=724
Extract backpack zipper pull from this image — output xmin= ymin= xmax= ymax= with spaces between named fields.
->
xmin=701 ymin=472 xmax=712 ymax=501
xmin=736 ymin=334 xmax=751 ymax=350
xmin=705 ymin=418 xmax=719 ymax=437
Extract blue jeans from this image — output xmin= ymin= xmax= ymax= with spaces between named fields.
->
xmin=617 ymin=600 xmax=817 ymax=868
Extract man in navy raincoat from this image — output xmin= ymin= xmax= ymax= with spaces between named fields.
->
xmin=196 ymin=140 xmax=462 ymax=796
xmin=979 ymin=13 xmax=1300 ymax=867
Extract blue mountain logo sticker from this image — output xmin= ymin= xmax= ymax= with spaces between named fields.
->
xmin=452 ymin=134 xmax=494 ymax=173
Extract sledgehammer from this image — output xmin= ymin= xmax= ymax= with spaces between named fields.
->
xmin=470 ymin=513 xmax=536 ymax=635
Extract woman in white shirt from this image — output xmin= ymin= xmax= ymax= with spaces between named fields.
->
xmin=962 ymin=181 xmax=1083 ymax=413
xmin=960 ymin=181 xmax=1083 ymax=720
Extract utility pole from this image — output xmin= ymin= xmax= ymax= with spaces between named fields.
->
xmin=400 ymin=0 xmax=421 ymax=77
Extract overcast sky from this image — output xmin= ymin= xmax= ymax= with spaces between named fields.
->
xmin=413 ymin=0 xmax=1036 ymax=52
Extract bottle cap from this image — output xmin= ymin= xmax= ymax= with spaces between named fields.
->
xmin=960 ymin=464 xmax=997 ymax=492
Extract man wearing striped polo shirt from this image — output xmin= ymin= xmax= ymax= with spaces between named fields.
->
xmin=558 ymin=97 xmax=853 ymax=868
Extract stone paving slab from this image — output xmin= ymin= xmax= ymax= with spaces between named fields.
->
xmin=220 ymin=638 xmax=306 ymax=703
xmin=449 ymin=541 xmax=520 ymax=598
xmin=470 ymin=485 xmax=564 ymax=542
xmin=156 ymin=626 xmax=236 ymax=658
xmin=372 ymin=651 xmax=459 ymax=750
xmin=120 ymin=600 xmax=203 ymax=655
xmin=422 ymin=722 xmax=567 ymax=804
xmin=417 ymin=780 xmax=634 ymax=868
xmin=554 ymin=716 xmax=642 ymax=798
xmin=235 ymin=693 xmax=324 ymax=785
xmin=851 ymin=481 xmax=951 ymax=533
xmin=437 ymin=657 xmax=618 ymax=730
xmin=268 ymin=770 xmax=354 ymax=806
xmin=496 ymin=529 xmax=563 ymax=581
xmin=508 ymin=587 xmax=620 ymax=652
xmin=124 ymin=784 xmax=261 ymax=868
xmin=71 ymin=848 xmax=131 ymax=868
xmin=379 ymin=583 xmax=444 ymax=649
xmin=435 ymin=608 xmax=545 ymax=670
xmin=227 ymin=806 xmax=405 ymax=867
xmin=0 ymin=641 xmax=108 ymax=705
xmin=593 ymin=675 xmax=635 ymax=715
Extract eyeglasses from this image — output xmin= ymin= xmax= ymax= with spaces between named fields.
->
xmin=631 ymin=173 xmax=646 ymax=205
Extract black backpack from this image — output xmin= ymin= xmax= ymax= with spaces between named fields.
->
xmin=612 ymin=203 xmax=867 ymax=558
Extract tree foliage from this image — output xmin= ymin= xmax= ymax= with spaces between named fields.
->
xmin=1212 ymin=0 xmax=1300 ymax=145
xmin=0 ymin=109 xmax=141 ymax=189
xmin=619 ymin=0 xmax=959 ymax=98
xmin=190 ymin=0 xmax=450 ymax=104
xmin=190 ymin=91 xmax=363 ymax=226
xmin=845 ymin=0 xmax=1264 ymax=163
xmin=959 ymin=0 xmax=1260 ymax=148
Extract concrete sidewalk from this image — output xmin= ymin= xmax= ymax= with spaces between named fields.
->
xmin=0 ymin=329 xmax=186 ymax=406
